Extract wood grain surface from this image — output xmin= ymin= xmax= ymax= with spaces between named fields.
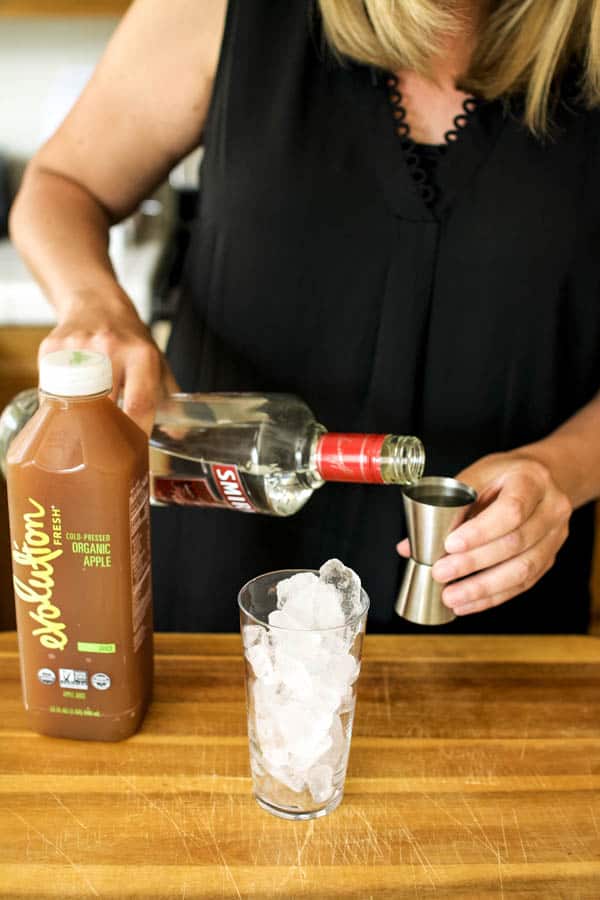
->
xmin=1 ymin=632 xmax=600 ymax=898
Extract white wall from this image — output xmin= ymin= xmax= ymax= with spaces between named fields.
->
xmin=0 ymin=17 xmax=118 ymax=182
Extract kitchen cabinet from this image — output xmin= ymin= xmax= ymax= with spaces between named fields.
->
xmin=0 ymin=1 xmax=129 ymax=15
xmin=0 ymin=326 xmax=49 ymax=630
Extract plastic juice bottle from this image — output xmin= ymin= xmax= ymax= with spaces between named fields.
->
xmin=6 ymin=350 xmax=153 ymax=741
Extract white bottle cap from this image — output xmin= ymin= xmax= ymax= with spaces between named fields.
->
xmin=39 ymin=349 xmax=112 ymax=397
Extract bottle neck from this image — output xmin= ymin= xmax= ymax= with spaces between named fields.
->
xmin=312 ymin=432 xmax=425 ymax=485
xmin=39 ymin=389 xmax=112 ymax=408
xmin=314 ymin=433 xmax=387 ymax=483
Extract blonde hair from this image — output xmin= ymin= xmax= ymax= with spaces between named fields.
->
xmin=318 ymin=0 xmax=600 ymax=134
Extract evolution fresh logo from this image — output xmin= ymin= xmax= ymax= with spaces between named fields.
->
xmin=12 ymin=498 xmax=67 ymax=650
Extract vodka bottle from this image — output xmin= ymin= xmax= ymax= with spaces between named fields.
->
xmin=1 ymin=389 xmax=425 ymax=516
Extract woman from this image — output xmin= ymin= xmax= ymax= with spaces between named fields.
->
xmin=9 ymin=0 xmax=600 ymax=632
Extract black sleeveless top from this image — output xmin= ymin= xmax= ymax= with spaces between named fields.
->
xmin=152 ymin=0 xmax=600 ymax=634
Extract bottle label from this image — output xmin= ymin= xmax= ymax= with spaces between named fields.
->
xmin=210 ymin=464 xmax=255 ymax=512
xmin=315 ymin=433 xmax=386 ymax=483
xmin=152 ymin=466 xmax=257 ymax=513
xmin=129 ymin=473 xmax=153 ymax=653
xmin=8 ymin=492 xmax=142 ymax=722
xmin=152 ymin=475 xmax=219 ymax=507
xmin=11 ymin=497 xmax=68 ymax=651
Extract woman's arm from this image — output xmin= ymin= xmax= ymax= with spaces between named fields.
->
xmin=519 ymin=392 xmax=600 ymax=509
xmin=10 ymin=0 xmax=227 ymax=432
xmin=398 ymin=391 xmax=600 ymax=615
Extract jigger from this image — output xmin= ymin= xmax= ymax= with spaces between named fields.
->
xmin=395 ymin=476 xmax=477 ymax=626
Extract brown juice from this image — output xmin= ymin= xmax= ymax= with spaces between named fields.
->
xmin=6 ymin=387 xmax=153 ymax=741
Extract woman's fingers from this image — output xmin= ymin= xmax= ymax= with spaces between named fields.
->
xmin=394 ymin=452 xmax=573 ymax=616
xmin=442 ymin=525 xmax=566 ymax=613
xmin=122 ymin=344 xmax=163 ymax=435
xmin=396 ymin=538 xmax=411 ymax=558
xmin=109 ymin=362 xmax=125 ymax=405
xmin=37 ymin=307 xmax=170 ymax=436
xmin=432 ymin=494 xmax=556 ymax=583
xmin=161 ymin=361 xmax=180 ymax=395
xmin=444 ymin=469 xmax=545 ymax=553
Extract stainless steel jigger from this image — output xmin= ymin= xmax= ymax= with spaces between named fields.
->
xmin=395 ymin=476 xmax=477 ymax=626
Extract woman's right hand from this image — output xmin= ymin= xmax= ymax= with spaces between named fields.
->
xmin=9 ymin=0 xmax=225 ymax=436
xmin=38 ymin=291 xmax=179 ymax=435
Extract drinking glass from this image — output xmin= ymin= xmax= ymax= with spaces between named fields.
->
xmin=238 ymin=569 xmax=369 ymax=820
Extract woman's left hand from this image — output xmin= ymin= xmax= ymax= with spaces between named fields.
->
xmin=396 ymin=452 xmax=572 ymax=616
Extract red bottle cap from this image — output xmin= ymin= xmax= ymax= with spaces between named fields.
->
xmin=315 ymin=433 xmax=386 ymax=483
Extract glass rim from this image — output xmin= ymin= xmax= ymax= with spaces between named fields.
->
xmin=237 ymin=568 xmax=370 ymax=633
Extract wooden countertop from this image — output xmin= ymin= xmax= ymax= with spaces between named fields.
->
xmin=1 ymin=632 xmax=600 ymax=898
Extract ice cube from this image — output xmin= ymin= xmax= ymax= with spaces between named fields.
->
xmin=311 ymin=581 xmax=346 ymax=629
xmin=328 ymin=653 xmax=360 ymax=694
xmin=268 ymin=608 xmax=303 ymax=629
xmin=315 ymin=682 xmax=345 ymax=714
xmin=284 ymin=629 xmax=322 ymax=655
xmin=306 ymin=764 xmax=335 ymax=804
xmin=252 ymin=677 xmax=284 ymax=713
xmin=246 ymin=642 xmax=276 ymax=683
xmin=319 ymin=631 xmax=353 ymax=658
xmin=317 ymin=713 xmax=349 ymax=773
xmin=270 ymin=765 xmax=306 ymax=794
xmin=271 ymin=700 xmax=334 ymax=768
xmin=289 ymin=728 xmax=332 ymax=771
xmin=279 ymin=595 xmax=315 ymax=629
xmin=319 ymin=558 xmax=363 ymax=620
xmin=276 ymin=651 xmax=314 ymax=701
xmin=281 ymin=580 xmax=345 ymax=630
xmin=262 ymin=741 xmax=289 ymax=770
xmin=277 ymin=584 xmax=320 ymax=630
xmin=277 ymin=571 xmax=319 ymax=610
xmin=254 ymin=709 xmax=278 ymax=746
xmin=242 ymin=624 xmax=265 ymax=648
xmin=339 ymin=688 xmax=355 ymax=715
xmin=274 ymin=563 xmax=360 ymax=631
xmin=271 ymin=700 xmax=312 ymax=739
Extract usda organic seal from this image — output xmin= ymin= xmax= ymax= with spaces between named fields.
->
xmin=37 ymin=668 xmax=56 ymax=685
xmin=91 ymin=672 xmax=111 ymax=691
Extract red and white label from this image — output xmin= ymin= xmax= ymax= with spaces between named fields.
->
xmin=211 ymin=464 xmax=256 ymax=512
xmin=152 ymin=476 xmax=219 ymax=507
xmin=315 ymin=433 xmax=387 ymax=483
